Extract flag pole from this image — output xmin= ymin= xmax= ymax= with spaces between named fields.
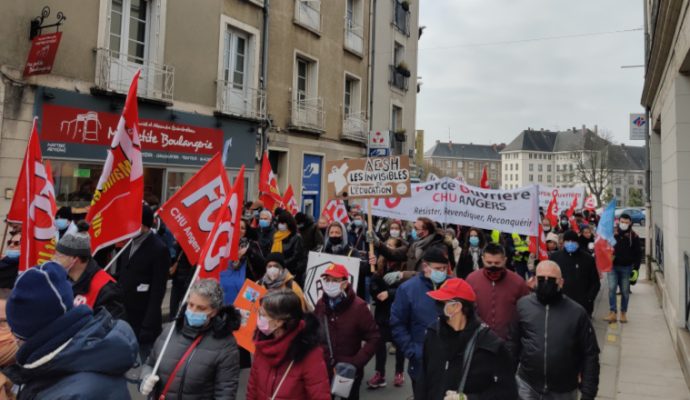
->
xmin=103 ymin=238 xmax=133 ymax=273
xmin=367 ymin=199 xmax=376 ymax=274
xmin=0 ymin=222 xmax=8 ymax=256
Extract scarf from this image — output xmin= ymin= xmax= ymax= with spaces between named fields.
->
xmin=413 ymin=233 xmax=437 ymax=260
xmin=271 ymin=230 xmax=291 ymax=253
xmin=261 ymin=268 xmax=290 ymax=290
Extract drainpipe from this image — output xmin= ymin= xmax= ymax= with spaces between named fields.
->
xmin=367 ymin=0 xmax=376 ymax=135
xmin=260 ymin=0 xmax=270 ymax=154
xmin=642 ymin=0 xmax=653 ymax=281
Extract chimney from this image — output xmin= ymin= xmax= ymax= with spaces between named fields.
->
xmin=582 ymin=124 xmax=586 ymax=132
xmin=436 ymin=140 xmax=440 ymax=145
xmin=572 ymin=126 xmax=576 ymax=132
xmin=594 ymin=124 xmax=598 ymax=134
xmin=540 ymin=128 xmax=544 ymax=132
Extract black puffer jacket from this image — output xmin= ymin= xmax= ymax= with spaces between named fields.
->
xmin=509 ymin=293 xmax=600 ymax=399
xmin=71 ymin=258 xmax=127 ymax=320
xmin=549 ymin=250 xmax=600 ymax=315
xmin=278 ymin=232 xmax=305 ymax=282
xmin=141 ymin=305 xmax=242 ymax=400
xmin=298 ymin=215 xmax=324 ymax=253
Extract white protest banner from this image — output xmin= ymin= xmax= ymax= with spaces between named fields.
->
xmin=370 ymin=177 xmax=539 ymax=236
xmin=326 ymin=155 xmax=411 ymax=199
xmin=537 ymin=185 xmax=585 ymax=210
xmin=304 ymin=251 xmax=361 ymax=308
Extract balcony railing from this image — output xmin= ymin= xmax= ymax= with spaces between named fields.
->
xmin=291 ymin=93 xmax=325 ymax=132
xmin=295 ymin=0 xmax=321 ymax=33
xmin=392 ymin=0 xmax=410 ymax=36
xmin=344 ymin=18 xmax=364 ymax=54
xmin=389 ymin=65 xmax=409 ymax=91
xmin=342 ymin=112 xmax=368 ymax=143
xmin=95 ymin=48 xmax=174 ymax=103
xmin=216 ymin=81 xmax=266 ymax=120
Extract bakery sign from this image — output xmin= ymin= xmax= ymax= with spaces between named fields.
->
xmin=326 ymin=155 xmax=411 ymax=199
xmin=24 ymin=32 xmax=62 ymax=77
xmin=40 ymin=103 xmax=225 ymax=166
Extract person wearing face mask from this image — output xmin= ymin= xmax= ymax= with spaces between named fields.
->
xmin=578 ymin=226 xmax=595 ymax=255
xmin=415 ymin=278 xmax=517 ymax=400
xmin=53 ymin=221 xmax=126 ymax=319
xmin=295 ymin=212 xmax=324 ymax=253
xmin=258 ymin=253 xmax=309 ymax=311
xmin=0 ymin=231 xmax=20 ymax=289
xmin=270 ymin=211 xmax=306 ymax=284
xmin=390 ymin=247 xmax=452 ymax=394
xmin=368 ymin=220 xmax=413 ymax=287
xmin=139 ymin=279 xmax=242 ymax=399
xmin=541 ymin=217 xmax=553 ymax=235
xmin=557 ymin=214 xmax=570 ymax=234
xmin=455 ymin=228 xmax=486 ymax=279
xmin=321 ymin=221 xmax=369 ymax=300
xmin=465 ymin=243 xmax=530 ymax=340
xmin=347 ymin=211 xmax=369 ymax=252
xmin=257 ymin=209 xmax=275 ymax=256
xmin=509 ymin=261 xmax=600 ymax=400
xmin=607 ymin=214 xmax=641 ymax=323
xmin=247 ymin=289 xmax=331 ymax=400
xmin=54 ymin=206 xmax=76 ymax=240
xmin=548 ymin=231 xmax=600 ymax=316
xmin=545 ymin=232 xmax=560 ymax=253
xmin=445 ymin=228 xmax=461 ymax=266
xmin=313 ymin=264 xmax=380 ymax=400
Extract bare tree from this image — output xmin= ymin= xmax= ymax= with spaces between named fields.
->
xmin=423 ymin=159 xmax=445 ymax=180
xmin=574 ymin=130 xmax=614 ymax=206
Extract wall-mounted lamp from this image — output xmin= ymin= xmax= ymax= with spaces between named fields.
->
xmin=4 ymin=189 xmax=14 ymax=200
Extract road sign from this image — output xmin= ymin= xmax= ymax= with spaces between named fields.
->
xmin=630 ymin=113 xmax=647 ymax=140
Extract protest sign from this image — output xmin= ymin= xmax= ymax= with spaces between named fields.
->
xmin=537 ymin=185 xmax=585 ymax=210
xmin=370 ymin=177 xmax=540 ymax=236
xmin=233 ymin=279 xmax=267 ymax=353
xmin=304 ymin=252 xmax=361 ymax=308
xmin=326 ymin=155 xmax=411 ymax=199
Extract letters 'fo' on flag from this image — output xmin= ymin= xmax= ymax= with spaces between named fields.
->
xmin=565 ymin=194 xmax=580 ymax=233
xmin=595 ymin=199 xmax=617 ymax=273
xmin=198 ymin=166 xmax=245 ymax=281
xmin=282 ymin=184 xmax=299 ymax=216
xmin=259 ymin=152 xmax=282 ymax=211
xmin=321 ymin=199 xmax=350 ymax=225
xmin=86 ymin=70 xmax=144 ymax=254
xmin=545 ymin=193 xmax=559 ymax=229
xmin=479 ymin=166 xmax=489 ymax=189
xmin=17 ymin=118 xmax=58 ymax=271
xmin=157 ymin=153 xmax=230 ymax=266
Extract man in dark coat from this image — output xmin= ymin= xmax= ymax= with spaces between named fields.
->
xmin=295 ymin=212 xmax=324 ymax=252
xmin=115 ymin=205 xmax=170 ymax=360
xmin=0 ymin=230 xmax=20 ymax=288
xmin=549 ymin=230 xmax=601 ymax=316
xmin=607 ymin=214 xmax=642 ymax=323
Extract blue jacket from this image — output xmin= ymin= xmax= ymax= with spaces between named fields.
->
xmin=220 ymin=260 xmax=247 ymax=305
xmin=4 ymin=306 xmax=138 ymax=400
xmin=390 ymin=272 xmax=440 ymax=380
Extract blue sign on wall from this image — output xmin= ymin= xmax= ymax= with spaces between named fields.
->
xmin=302 ymin=154 xmax=322 ymax=218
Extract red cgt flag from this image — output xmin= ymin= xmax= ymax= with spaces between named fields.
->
xmin=157 ymin=153 xmax=230 ymax=266
xmin=18 ymin=118 xmax=58 ymax=271
xmin=528 ymin=224 xmax=549 ymax=261
xmin=259 ymin=151 xmax=282 ymax=211
xmin=282 ymin=184 xmax=299 ymax=216
xmin=545 ymin=193 xmax=559 ymax=229
xmin=565 ymin=194 xmax=580 ymax=233
xmin=321 ymin=199 xmax=350 ymax=225
xmin=479 ymin=166 xmax=489 ymax=189
xmin=86 ymin=70 xmax=144 ymax=254
xmin=198 ymin=166 xmax=245 ymax=281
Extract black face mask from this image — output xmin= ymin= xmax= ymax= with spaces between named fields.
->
xmin=536 ymin=277 xmax=561 ymax=304
xmin=329 ymin=236 xmax=343 ymax=245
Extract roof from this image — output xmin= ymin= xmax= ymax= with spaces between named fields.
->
xmin=502 ymin=130 xmax=558 ymax=152
xmin=608 ymin=144 xmax=646 ymax=171
xmin=424 ymin=142 xmax=503 ymax=160
xmin=502 ymin=128 xmax=609 ymax=153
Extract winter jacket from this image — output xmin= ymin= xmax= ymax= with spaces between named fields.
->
xmin=257 ymin=225 xmax=276 ymax=258
xmin=115 ymin=232 xmax=171 ymax=344
xmin=319 ymin=238 xmax=369 ymax=300
xmin=509 ymin=293 xmax=600 ymax=398
xmin=407 ymin=231 xmax=457 ymax=272
xmin=465 ymin=269 xmax=530 ymax=340
xmin=313 ymin=286 xmax=380 ymax=376
xmin=274 ymin=232 xmax=306 ymax=282
xmin=247 ymin=315 xmax=331 ymax=400
xmin=299 ymin=216 xmax=324 ymax=253
xmin=415 ymin=319 xmax=518 ymax=400
xmin=549 ymin=250 xmax=601 ymax=315
xmin=0 ymin=257 xmax=18 ymax=289
xmin=347 ymin=225 xmax=368 ymax=253
xmin=257 ymin=270 xmax=309 ymax=311
xmin=578 ymin=235 xmax=595 ymax=255
xmin=71 ymin=258 xmax=126 ymax=320
xmin=370 ymin=259 xmax=404 ymax=340
xmin=141 ymin=305 xmax=241 ymax=400
xmin=614 ymin=228 xmax=642 ymax=269
xmin=4 ymin=307 xmax=138 ymax=400
xmin=390 ymin=272 xmax=441 ymax=380
xmin=456 ymin=247 xmax=485 ymax=279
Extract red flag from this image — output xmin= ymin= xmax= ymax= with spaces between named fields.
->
xmin=528 ymin=224 xmax=549 ymax=261
xmin=282 ymin=184 xmax=299 ymax=216
xmin=545 ymin=193 xmax=559 ymax=229
xmin=198 ymin=166 xmax=245 ymax=281
xmin=18 ymin=118 xmax=58 ymax=270
xmin=321 ymin=199 xmax=350 ymax=225
xmin=259 ymin=152 xmax=281 ymax=211
xmin=157 ymin=153 xmax=230 ymax=266
xmin=584 ymin=195 xmax=597 ymax=211
xmin=565 ymin=194 xmax=580 ymax=233
xmin=86 ymin=71 xmax=144 ymax=255
xmin=479 ymin=166 xmax=489 ymax=189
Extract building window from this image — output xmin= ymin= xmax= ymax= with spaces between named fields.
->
xmin=344 ymin=0 xmax=364 ymax=54
xmin=491 ymin=163 xmax=496 ymax=170
xmin=469 ymin=161 xmax=475 ymax=169
xmin=628 ymin=175 xmax=635 ymax=184
xmin=294 ymin=0 xmax=321 ymax=33
xmin=515 ymin=163 xmax=518 ymax=170
xmin=109 ymin=0 xmax=148 ymax=64
xmin=615 ymin=187 xmax=622 ymax=197
xmin=637 ymin=176 xmax=643 ymax=185
xmin=547 ymin=175 xmax=552 ymax=183
xmin=446 ymin=160 xmax=452 ymax=168
xmin=538 ymin=175 xmax=542 ymax=182
xmin=504 ymin=174 xmax=508 ymax=181
xmin=391 ymin=105 xmax=403 ymax=155
xmin=296 ymin=57 xmax=316 ymax=100
xmin=469 ymin=171 xmax=475 ymax=179
xmin=343 ymin=75 xmax=361 ymax=116
xmin=538 ymin=164 xmax=543 ymax=172
xmin=292 ymin=54 xmax=323 ymax=130
xmin=457 ymin=161 xmax=463 ymax=168
xmin=529 ymin=164 xmax=534 ymax=172
xmin=529 ymin=174 xmax=534 ymax=181
xmin=392 ymin=0 xmax=410 ymax=36
xmin=547 ymin=165 xmax=552 ymax=172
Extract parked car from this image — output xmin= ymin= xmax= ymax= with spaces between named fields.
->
xmin=615 ymin=208 xmax=646 ymax=226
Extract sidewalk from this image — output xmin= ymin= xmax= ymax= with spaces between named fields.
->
xmin=596 ymin=268 xmax=690 ymax=400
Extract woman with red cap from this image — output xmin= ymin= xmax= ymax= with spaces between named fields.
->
xmin=414 ymin=278 xmax=517 ymax=400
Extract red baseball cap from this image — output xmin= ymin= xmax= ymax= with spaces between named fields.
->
xmin=427 ymin=278 xmax=476 ymax=302
xmin=321 ymin=263 xmax=349 ymax=279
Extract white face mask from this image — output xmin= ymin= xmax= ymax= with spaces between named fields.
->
xmin=277 ymin=223 xmax=288 ymax=232
xmin=619 ymin=223 xmax=630 ymax=231
xmin=389 ymin=229 xmax=400 ymax=238
xmin=266 ymin=266 xmax=281 ymax=281
xmin=322 ymin=281 xmax=343 ymax=298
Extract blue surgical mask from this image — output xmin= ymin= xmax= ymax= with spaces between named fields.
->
xmin=55 ymin=218 xmax=69 ymax=230
xmin=4 ymin=250 xmax=19 ymax=260
xmin=564 ymin=241 xmax=579 ymax=253
xmin=259 ymin=220 xmax=271 ymax=229
xmin=185 ymin=309 xmax=208 ymax=327
xmin=469 ymin=236 xmax=480 ymax=247
xmin=430 ymin=269 xmax=447 ymax=284
xmin=410 ymin=230 xmax=418 ymax=240
xmin=353 ymin=220 xmax=363 ymax=227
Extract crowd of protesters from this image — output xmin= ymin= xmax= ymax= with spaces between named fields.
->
xmin=0 ymin=199 xmax=642 ymax=399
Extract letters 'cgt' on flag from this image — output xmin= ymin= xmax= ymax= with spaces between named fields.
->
xmin=198 ymin=166 xmax=245 ymax=281
xmin=259 ymin=151 xmax=282 ymax=211
xmin=17 ymin=117 xmax=58 ymax=271
xmin=282 ymin=184 xmax=299 ymax=216
xmin=86 ymin=70 xmax=144 ymax=254
xmin=545 ymin=192 xmax=559 ymax=229
xmin=595 ymin=199 xmax=617 ymax=273
xmin=528 ymin=224 xmax=549 ymax=261
xmin=157 ymin=153 xmax=230 ymax=266
xmin=584 ymin=194 xmax=597 ymax=211
xmin=321 ymin=199 xmax=350 ymax=225
xmin=479 ymin=166 xmax=489 ymax=189
xmin=565 ymin=194 xmax=580 ymax=233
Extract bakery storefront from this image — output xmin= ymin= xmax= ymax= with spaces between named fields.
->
xmin=35 ymin=87 xmax=257 ymax=209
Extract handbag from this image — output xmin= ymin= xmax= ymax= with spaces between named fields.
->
xmin=158 ymin=334 xmax=204 ymax=400
xmin=457 ymin=324 xmax=487 ymax=395
xmin=323 ymin=316 xmax=356 ymax=398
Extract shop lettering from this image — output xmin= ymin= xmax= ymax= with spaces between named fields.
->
xmin=161 ymin=133 xmax=213 ymax=153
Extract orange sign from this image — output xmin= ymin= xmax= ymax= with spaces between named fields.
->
xmin=232 ymin=279 xmax=267 ymax=353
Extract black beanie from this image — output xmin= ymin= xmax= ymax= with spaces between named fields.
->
xmin=265 ymin=252 xmax=285 ymax=267
xmin=563 ymin=230 xmax=579 ymax=242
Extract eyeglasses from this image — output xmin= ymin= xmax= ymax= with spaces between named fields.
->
xmin=6 ymin=240 xmax=19 ymax=246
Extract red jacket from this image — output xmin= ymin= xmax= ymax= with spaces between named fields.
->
xmin=247 ymin=317 xmax=331 ymax=400
xmin=466 ymin=268 xmax=530 ymax=340
xmin=313 ymin=285 xmax=380 ymax=376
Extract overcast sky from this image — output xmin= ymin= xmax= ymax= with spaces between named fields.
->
xmin=416 ymin=0 xmax=645 ymax=150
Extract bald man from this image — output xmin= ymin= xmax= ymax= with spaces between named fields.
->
xmin=508 ymin=261 xmax=600 ymax=400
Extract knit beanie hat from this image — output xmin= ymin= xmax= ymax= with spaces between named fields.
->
xmin=7 ymin=262 xmax=74 ymax=340
xmin=56 ymin=221 xmax=91 ymax=257
xmin=563 ymin=230 xmax=579 ymax=242
xmin=265 ymin=252 xmax=285 ymax=267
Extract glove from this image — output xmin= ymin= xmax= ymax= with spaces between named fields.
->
xmin=443 ymin=390 xmax=466 ymax=400
xmin=365 ymin=231 xmax=380 ymax=245
xmin=139 ymin=374 xmax=160 ymax=396
xmin=383 ymin=271 xmax=402 ymax=286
